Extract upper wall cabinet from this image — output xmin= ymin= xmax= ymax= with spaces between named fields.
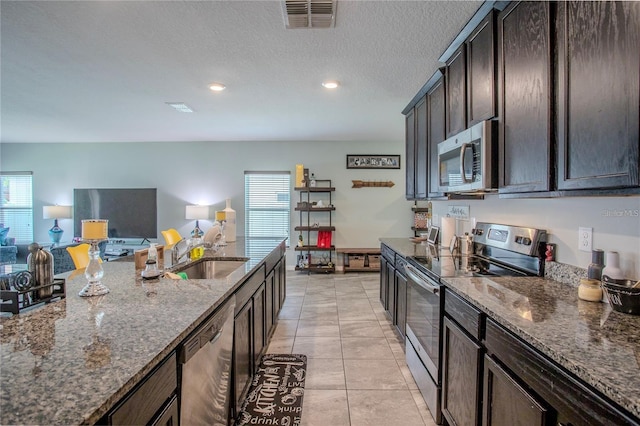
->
xmin=428 ymin=71 xmax=447 ymax=197
xmin=405 ymin=96 xmax=428 ymax=200
xmin=467 ymin=11 xmax=497 ymax=127
xmin=405 ymin=107 xmax=417 ymax=199
xmin=498 ymin=1 xmax=552 ymax=194
xmin=556 ymin=1 xmax=640 ymax=191
xmin=446 ymin=47 xmax=467 ymax=138
xmin=415 ymin=97 xmax=429 ymax=199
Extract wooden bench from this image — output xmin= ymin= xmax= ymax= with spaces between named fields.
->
xmin=336 ymin=248 xmax=381 ymax=273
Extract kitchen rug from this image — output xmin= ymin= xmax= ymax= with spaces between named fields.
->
xmin=236 ymin=354 xmax=307 ymax=426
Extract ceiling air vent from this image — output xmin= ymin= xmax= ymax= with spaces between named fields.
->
xmin=282 ymin=0 xmax=336 ymax=29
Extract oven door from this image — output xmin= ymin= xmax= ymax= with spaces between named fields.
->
xmin=404 ymin=262 xmax=444 ymax=424
xmin=404 ymin=263 xmax=443 ymax=381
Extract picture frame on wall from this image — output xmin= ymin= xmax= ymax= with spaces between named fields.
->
xmin=346 ymin=154 xmax=401 ymax=169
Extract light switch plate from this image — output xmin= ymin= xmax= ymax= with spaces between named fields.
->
xmin=578 ymin=227 xmax=593 ymax=252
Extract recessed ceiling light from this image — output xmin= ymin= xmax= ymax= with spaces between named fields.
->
xmin=322 ymin=80 xmax=339 ymax=89
xmin=209 ymin=82 xmax=226 ymax=92
xmin=166 ymin=102 xmax=194 ymax=113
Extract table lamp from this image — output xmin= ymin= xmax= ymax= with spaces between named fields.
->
xmin=43 ymin=205 xmax=72 ymax=244
xmin=185 ymin=205 xmax=209 ymax=238
xmin=79 ymin=219 xmax=109 ymax=297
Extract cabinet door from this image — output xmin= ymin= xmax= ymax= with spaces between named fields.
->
xmin=265 ymin=270 xmax=275 ymax=337
xmin=428 ymin=72 xmax=446 ymax=196
xmin=442 ymin=316 xmax=483 ymax=426
xmin=556 ymin=1 xmax=640 ymax=190
xmin=415 ymin=96 xmax=428 ymax=199
xmin=253 ymin=283 xmax=266 ymax=366
xmin=483 ymin=355 xmax=549 ymax=426
xmin=380 ymin=256 xmax=389 ymax=310
xmin=387 ymin=262 xmax=396 ymax=323
xmin=394 ymin=270 xmax=407 ymax=339
xmin=498 ymin=1 xmax=552 ymax=193
xmin=405 ymin=108 xmax=417 ymax=199
xmin=467 ymin=11 xmax=496 ymax=126
xmin=446 ymin=46 xmax=467 ymax=137
xmin=278 ymin=260 xmax=286 ymax=310
xmin=234 ymin=300 xmax=252 ymax=408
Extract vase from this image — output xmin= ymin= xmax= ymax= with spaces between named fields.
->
xmin=602 ymin=251 xmax=624 ymax=280
xmin=27 ymin=243 xmax=54 ymax=299
xmin=223 ymin=199 xmax=236 ymax=242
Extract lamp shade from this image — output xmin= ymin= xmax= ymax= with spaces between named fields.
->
xmin=43 ymin=205 xmax=72 ymax=219
xmin=185 ymin=205 xmax=210 ymax=220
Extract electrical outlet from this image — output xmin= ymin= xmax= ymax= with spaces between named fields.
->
xmin=578 ymin=227 xmax=593 ymax=252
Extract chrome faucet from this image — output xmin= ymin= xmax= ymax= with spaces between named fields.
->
xmin=170 ymin=238 xmax=212 ymax=265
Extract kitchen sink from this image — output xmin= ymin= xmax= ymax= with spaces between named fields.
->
xmin=174 ymin=259 xmax=249 ymax=279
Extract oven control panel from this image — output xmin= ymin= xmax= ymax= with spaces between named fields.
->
xmin=473 ymin=222 xmax=546 ymax=256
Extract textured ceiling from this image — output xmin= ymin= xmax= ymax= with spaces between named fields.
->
xmin=0 ymin=0 xmax=481 ymax=143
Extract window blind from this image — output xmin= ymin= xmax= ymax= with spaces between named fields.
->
xmin=0 ymin=172 xmax=34 ymax=243
xmin=244 ymin=171 xmax=290 ymax=244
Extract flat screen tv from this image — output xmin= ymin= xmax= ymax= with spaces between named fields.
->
xmin=73 ymin=188 xmax=157 ymax=240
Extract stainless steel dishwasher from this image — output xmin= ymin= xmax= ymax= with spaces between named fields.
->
xmin=179 ymin=295 xmax=236 ymax=426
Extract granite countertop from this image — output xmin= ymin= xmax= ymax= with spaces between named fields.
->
xmin=380 ymin=237 xmax=640 ymax=419
xmin=0 ymin=239 xmax=284 ymax=425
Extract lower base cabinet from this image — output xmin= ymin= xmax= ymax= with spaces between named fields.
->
xmin=441 ymin=316 xmax=483 ymax=426
xmin=394 ymin=264 xmax=407 ymax=339
xmin=483 ymin=355 xmax=549 ymax=426
xmin=104 ymin=352 xmax=178 ymax=425
xmin=233 ymin=300 xmax=253 ymax=410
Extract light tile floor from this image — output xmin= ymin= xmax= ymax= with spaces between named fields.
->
xmin=266 ymin=271 xmax=437 ymax=426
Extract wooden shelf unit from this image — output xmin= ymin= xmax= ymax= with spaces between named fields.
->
xmin=295 ymin=180 xmax=336 ymax=273
xmin=337 ymin=248 xmax=381 ymax=273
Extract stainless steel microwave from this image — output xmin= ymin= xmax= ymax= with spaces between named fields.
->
xmin=437 ymin=120 xmax=498 ymax=193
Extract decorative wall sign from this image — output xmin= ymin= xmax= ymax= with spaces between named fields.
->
xmin=447 ymin=205 xmax=470 ymax=220
xmin=346 ymin=155 xmax=400 ymax=169
xmin=351 ymin=180 xmax=395 ymax=188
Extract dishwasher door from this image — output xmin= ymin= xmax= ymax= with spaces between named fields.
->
xmin=180 ymin=296 xmax=236 ymax=426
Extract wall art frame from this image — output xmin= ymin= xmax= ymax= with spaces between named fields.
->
xmin=346 ymin=154 xmax=401 ymax=169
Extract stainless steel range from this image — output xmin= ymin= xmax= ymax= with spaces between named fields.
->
xmin=404 ymin=222 xmax=547 ymax=424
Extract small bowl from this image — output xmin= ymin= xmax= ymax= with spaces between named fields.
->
xmin=602 ymin=275 xmax=637 ymax=288
xmin=602 ymin=282 xmax=640 ymax=315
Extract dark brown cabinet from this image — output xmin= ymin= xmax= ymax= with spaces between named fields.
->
xmin=405 ymin=108 xmax=416 ymax=199
xmin=106 ymin=352 xmax=178 ymax=426
xmin=556 ymin=1 xmax=640 ymax=191
xmin=415 ymin=97 xmax=428 ymax=199
xmin=427 ymin=71 xmax=446 ymax=197
xmin=394 ymin=266 xmax=407 ymax=339
xmin=484 ymin=318 xmax=638 ymax=425
xmin=483 ymin=355 xmax=549 ymax=426
xmin=446 ymin=46 xmax=467 ymax=137
xmin=467 ymin=11 xmax=497 ymax=127
xmin=441 ymin=316 xmax=483 ymax=426
xmin=233 ymin=298 xmax=253 ymax=409
xmin=498 ymin=0 xmax=553 ymax=194
xmin=253 ymin=283 xmax=265 ymax=366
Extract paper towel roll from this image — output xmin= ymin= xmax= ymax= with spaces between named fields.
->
xmin=441 ymin=217 xmax=456 ymax=247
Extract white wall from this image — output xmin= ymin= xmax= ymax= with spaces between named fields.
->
xmin=2 ymin=141 xmax=639 ymax=278
xmin=0 ymin=141 xmax=413 ymax=267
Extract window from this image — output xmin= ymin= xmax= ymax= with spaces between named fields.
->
xmin=0 ymin=172 xmax=34 ymax=243
xmin=244 ymin=171 xmax=290 ymax=247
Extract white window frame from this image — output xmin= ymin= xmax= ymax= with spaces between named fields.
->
xmin=0 ymin=172 xmax=34 ymax=244
xmin=244 ymin=171 xmax=291 ymax=247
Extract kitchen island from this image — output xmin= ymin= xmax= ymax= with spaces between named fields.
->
xmin=380 ymin=237 xmax=640 ymax=422
xmin=0 ymin=238 xmax=286 ymax=425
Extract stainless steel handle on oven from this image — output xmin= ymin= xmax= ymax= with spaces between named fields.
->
xmin=405 ymin=264 xmax=440 ymax=294
xmin=460 ymin=142 xmax=472 ymax=183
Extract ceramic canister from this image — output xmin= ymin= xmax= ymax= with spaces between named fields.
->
xmin=27 ymin=243 xmax=55 ymax=299
xmin=223 ymin=198 xmax=236 ymax=242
